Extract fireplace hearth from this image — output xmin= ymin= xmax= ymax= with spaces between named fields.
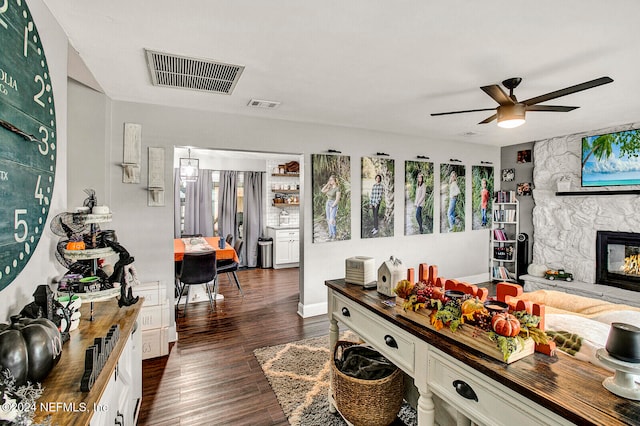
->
xmin=596 ymin=231 xmax=640 ymax=292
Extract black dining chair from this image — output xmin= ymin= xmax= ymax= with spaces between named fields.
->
xmin=225 ymin=233 xmax=233 ymax=246
xmin=216 ymin=239 xmax=244 ymax=297
xmin=176 ymin=251 xmax=217 ymax=316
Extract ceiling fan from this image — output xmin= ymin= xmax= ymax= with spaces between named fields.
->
xmin=431 ymin=76 xmax=613 ymax=128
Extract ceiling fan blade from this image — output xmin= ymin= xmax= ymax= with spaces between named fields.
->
xmin=481 ymin=85 xmax=515 ymax=106
xmin=431 ymin=108 xmax=496 ymax=117
xmin=478 ymin=113 xmax=497 ymax=124
xmin=526 ymin=105 xmax=579 ymax=112
xmin=522 ymin=76 xmax=613 ymax=106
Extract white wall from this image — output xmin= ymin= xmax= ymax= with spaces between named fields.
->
xmin=1 ymin=0 xmax=68 ymax=321
xmin=65 ymin=89 xmax=499 ymax=324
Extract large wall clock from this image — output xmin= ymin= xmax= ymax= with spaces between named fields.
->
xmin=0 ymin=0 xmax=57 ymax=291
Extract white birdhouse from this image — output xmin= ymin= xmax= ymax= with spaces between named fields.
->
xmin=377 ymin=256 xmax=406 ymax=297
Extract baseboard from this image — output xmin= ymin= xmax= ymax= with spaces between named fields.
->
xmin=297 ymin=301 xmax=327 ymax=318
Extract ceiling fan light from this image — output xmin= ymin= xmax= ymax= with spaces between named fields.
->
xmin=497 ymin=104 xmax=526 ymax=129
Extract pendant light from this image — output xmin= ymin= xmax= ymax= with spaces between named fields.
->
xmin=179 ymin=149 xmax=199 ymax=182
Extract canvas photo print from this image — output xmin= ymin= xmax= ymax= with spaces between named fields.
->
xmin=405 ymin=160 xmax=434 ymax=235
xmin=311 ymin=154 xmax=351 ymax=242
xmin=472 ymin=165 xmax=493 ymax=230
xmin=440 ymin=163 xmax=465 ymax=233
xmin=361 ymin=157 xmax=395 ymax=238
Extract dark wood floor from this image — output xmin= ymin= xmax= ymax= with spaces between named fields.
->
xmin=138 ymin=268 xmax=329 ymax=426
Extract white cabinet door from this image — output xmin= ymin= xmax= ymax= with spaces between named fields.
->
xmin=270 ymin=228 xmax=299 ymax=268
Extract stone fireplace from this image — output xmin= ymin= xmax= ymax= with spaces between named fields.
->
xmin=596 ymin=231 xmax=640 ymax=292
xmin=530 ymin=122 xmax=640 ymax=285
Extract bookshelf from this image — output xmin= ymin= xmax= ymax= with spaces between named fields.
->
xmin=490 ymin=191 xmax=519 ymax=283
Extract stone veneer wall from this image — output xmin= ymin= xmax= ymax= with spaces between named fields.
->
xmin=532 ymin=121 xmax=640 ymax=284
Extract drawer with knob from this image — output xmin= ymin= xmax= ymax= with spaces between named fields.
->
xmin=331 ymin=292 xmax=415 ymax=374
xmin=427 ymin=348 xmax=571 ymax=426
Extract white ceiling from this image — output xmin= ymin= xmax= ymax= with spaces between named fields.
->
xmin=44 ymin=0 xmax=640 ymax=147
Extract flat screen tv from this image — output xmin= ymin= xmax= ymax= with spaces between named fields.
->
xmin=581 ymin=128 xmax=640 ymax=187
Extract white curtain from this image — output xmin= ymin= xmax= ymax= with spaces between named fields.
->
xmin=243 ymin=171 xmax=264 ymax=267
xmin=183 ymin=169 xmax=214 ymax=237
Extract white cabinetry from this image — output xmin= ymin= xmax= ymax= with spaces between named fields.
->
xmin=267 ymin=227 xmax=299 ymax=269
xmin=90 ymin=325 xmax=142 ymax=426
xmin=327 ymin=286 xmax=572 ymax=426
xmin=135 ymin=281 xmax=170 ymax=359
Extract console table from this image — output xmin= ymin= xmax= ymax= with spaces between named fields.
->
xmin=33 ymin=300 xmax=142 ymax=426
xmin=326 ymin=279 xmax=640 ymax=426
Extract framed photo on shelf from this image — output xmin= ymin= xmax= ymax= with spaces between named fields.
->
xmin=501 ymin=168 xmax=515 ymax=182
xmin=517 ymin=182 xmax=533 ymax=196
xmin=517 ymin=149 xmax=532 ymax=164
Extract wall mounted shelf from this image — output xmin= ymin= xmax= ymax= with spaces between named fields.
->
xmin=271 ymin=173 xmax=299 ymax=177
xmin=556 ymin=190 xmax=640 ymax=196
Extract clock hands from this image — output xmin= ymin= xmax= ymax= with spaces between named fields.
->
xmin=0 ymin=118 xmax=38 ymax=142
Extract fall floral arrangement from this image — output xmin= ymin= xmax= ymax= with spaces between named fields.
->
xmin=394 ymin=280 xmax=549 ymax=361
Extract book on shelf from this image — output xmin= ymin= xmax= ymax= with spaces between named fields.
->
xmin=495 ymin=190 xmax=517 ymax=203
xmin=493 ymin=209 xmax=516 ymax=222
xmin=493 ymin=229 xmax=508 ymax=241
xmin=492 ymin=266 xmax=515 ymax=281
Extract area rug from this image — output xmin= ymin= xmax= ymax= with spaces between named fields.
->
xmin=253 ymin=333 xmax=417 ymax=425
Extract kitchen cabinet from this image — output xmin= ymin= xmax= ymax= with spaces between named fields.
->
xmin=267 ymin=227 xmax=299 ymax=269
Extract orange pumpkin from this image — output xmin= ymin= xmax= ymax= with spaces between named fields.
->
xmin=461 ymin=298 xmax=486 ymax=322
xmin=491 ymin=312 xmax=521 ymax=337
xmin=66 ymin=240 xmax=86 ymax=250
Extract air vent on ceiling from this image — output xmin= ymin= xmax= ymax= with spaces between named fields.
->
xmin=145 ymin=49 xmax=244 ymax=95
xmin=247 ymin=99 xmax=281 ymax=109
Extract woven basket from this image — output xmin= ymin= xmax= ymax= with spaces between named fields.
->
xmin=331 ymin=340 xmax=404 ymax=426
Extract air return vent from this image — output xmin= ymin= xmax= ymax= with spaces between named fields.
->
xmin=247 ymin=99 xmax=281 ymax=109
xmin=145 ymin=49 xmax=244 ymax=95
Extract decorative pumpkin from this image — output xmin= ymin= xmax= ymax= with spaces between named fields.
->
xmin=491 ymin=312 xmax=521 ymax=337
xmin=66 ymin=240 xmax=86 ymax=250
xmin=0 ymin=318 xmax=63 ymax=385
xmin=461 ymin=298 xmax=487 ymax=322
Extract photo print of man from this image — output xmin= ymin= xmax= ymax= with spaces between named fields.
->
xmin=361 ymin=157 xmax=394 ymax=238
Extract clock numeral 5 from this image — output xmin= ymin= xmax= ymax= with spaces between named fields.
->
xmin=14 ymin=209 xmax=28 ymax=243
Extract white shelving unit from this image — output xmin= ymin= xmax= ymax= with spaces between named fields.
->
xmin=490 ymin=193 xmax=519 ymax=283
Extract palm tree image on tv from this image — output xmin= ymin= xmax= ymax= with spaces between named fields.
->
xmin=582 ymin=129 xmax=640 ymax=187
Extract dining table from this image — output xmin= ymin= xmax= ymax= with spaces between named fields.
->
xmin=174 ymin=236 xmax=239 ymax=263
xmin=174 ymin=236 xmax=241 ymax=303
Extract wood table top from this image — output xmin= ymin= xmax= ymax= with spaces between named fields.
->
xmin=326 ymin=278 xmax=640 ymax=426
xmin=33 ymin=299 xmax=142 ymax=425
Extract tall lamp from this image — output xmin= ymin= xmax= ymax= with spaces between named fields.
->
xmin=180 ymin=149 xmax=199 ymax=182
